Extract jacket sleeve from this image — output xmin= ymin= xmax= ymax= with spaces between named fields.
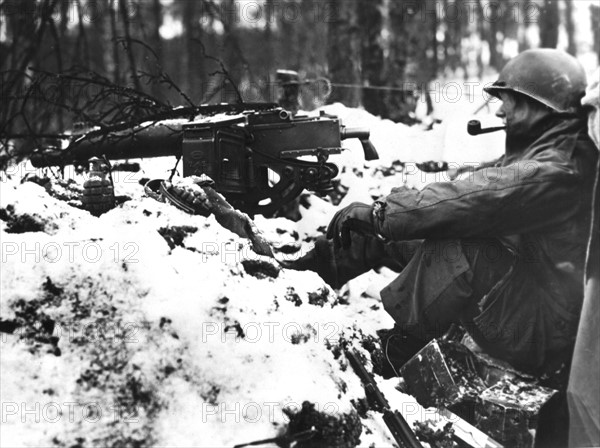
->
xmin=375 ymin=158 xmax=584 ymax=241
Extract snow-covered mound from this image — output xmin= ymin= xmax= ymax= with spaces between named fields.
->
xmin=0 ymin=104 xmax=504 ymax=447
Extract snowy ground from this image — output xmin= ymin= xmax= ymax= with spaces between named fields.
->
xmin=0 ymin=102 xmax=503 ymax=447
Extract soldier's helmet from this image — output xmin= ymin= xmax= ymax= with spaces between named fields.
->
xmin=484 ymin=49 xmax=587 ymax=114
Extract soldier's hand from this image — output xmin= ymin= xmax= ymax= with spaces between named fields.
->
xmin=326 ymin=202 xmax=374 ymax=250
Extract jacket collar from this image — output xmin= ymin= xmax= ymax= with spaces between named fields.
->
xmin=504 ymin=116 xmax=587 ymax=165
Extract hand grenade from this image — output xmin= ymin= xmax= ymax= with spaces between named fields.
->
xmin=82 ymin=157 xmax=115 ymax=216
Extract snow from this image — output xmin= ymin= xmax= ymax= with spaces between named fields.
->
xmin=0 ymin=102 xmax=504 ymax=447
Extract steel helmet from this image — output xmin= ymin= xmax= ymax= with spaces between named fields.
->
xmin=484 ymin=49 xmax=587 ymax=113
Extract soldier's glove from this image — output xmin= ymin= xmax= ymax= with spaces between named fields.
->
xmin=326 ymin=202 xmax=375 ymax=250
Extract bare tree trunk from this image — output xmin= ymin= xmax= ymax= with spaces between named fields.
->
xmin=431 ymin=2 xmax=438 ymax=79
xmin=359 ymin=0 xmax=386 ymax=117
xmin=48 ymin=10 xmax=63 ymax=73
xmin=476 ymin=0 xmax=485 ymax=78
xmin=150 ymin=0 xmax=164 ymax=100
xmin=564 ymin=0 xmax=577 ymax=56
xmin=277 ymin=0 xmax=300 ymax=72
xmin=48 ymin=0 xmax=66 ymax=131
xmin=264 ymin=0 xmax=276 ymax=78
xmin=443 ymin=0 xmax=450 ymax=69
xmin=75 ymin=0 xmax=91 ymax=68
xmin=220 ymin=0 xmax=247 ymax=102
xmin=453 ymin=0 xmax=463 ymax=73
xmin=151 ymin=0 xmax=163 ymax=62
xmin=540 ymin=0 xmax=560 ymax=48
xmin=182 ymin=0 xmax=204 ymax=103
xmin=0 ymin=0 xmax=58 ymax=141
xmin=488 ymin=2 xmax=501 ymax=70
xmin=91 ymin=0 xmax=112 ymax=74
xmin=386 ymin=0 xmax=423 ymax=122
xmin=518 ymin=1 xmax=531 ymax=53
xmin=327 ymin=0 xmax=361 ymax=107
xmin=59 ymin=0 xmax=69 ymax=40
xmin=109 ymin=0 xmax=121 ymax=84
xmin=119 ymin=0 xmax=142 ymax=91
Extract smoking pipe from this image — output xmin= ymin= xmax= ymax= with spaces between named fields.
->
xmin=467 ymin=120 xmax=506 ymax=136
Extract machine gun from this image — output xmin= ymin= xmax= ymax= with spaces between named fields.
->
xmin=30 ymin=103 xmax=378 ymax=215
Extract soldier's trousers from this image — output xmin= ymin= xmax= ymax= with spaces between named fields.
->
xmin=306 ymin=235 xmax=514 ymax=342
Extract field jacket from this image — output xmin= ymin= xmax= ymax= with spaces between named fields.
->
xmin=375 ymin=117 xmax=598 ymax=373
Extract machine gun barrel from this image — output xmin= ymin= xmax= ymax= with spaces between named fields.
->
xmin=341 ymin=127 xmax=369 ymax=140
xmin=30 ymin=122 xmax=184 ymax=167
xmin=345 ymin=350 xmax=422 ymax=448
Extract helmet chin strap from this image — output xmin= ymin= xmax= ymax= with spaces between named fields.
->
xmin=551 ymin=110 xmax=587 ymax=120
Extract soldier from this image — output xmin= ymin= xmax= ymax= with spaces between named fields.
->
xmin=285 ymin=49 xmax=597 ymax=383
xmin=567 ymin=68 xmax=600 ymax=448
xmin=276 ymin=69 xmax=301 ymax=115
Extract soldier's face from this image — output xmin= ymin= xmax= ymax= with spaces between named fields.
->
xmin=496 ymin=92 xmax=523 ymax=134
xmin=496 ymin=91 xmax=549 ymax=137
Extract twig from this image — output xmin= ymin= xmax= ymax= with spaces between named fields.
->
xmin=193 ymin=38 xmax=243 ymax=103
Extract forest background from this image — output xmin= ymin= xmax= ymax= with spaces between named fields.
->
xmin=1 ymin=0 xmax=599 ymax=142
